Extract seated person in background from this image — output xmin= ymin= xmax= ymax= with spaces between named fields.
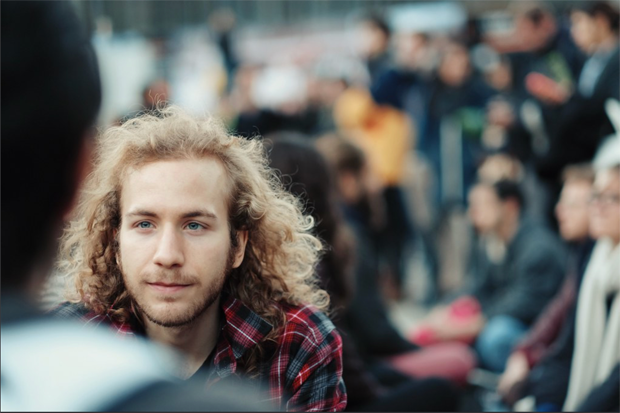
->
xmin=515 ymin=163 xmax=620 ymax=412
xmin=316 ymin=133 xmax=476 ymax=386
xmin=413 ymin=180 xmax=566 ymax=373
xmin=52 ymin=107 xmax=347 ymax=412
xmin=497 ymin=163 xmax=595 ymax=405
xmin=2 ymin=2 xmax=263 ymax=411
xmin=268 ymin=133 xmax=460 ymax=412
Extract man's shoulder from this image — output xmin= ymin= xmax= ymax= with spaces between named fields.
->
xmin=48 ymin=301 xmax=109 ymax=325
xmin=278 ymin=302 xmax=339 ymax=349
xmin=517 ymin=220 xmax=565 ymax=255
xmin=49 ymin=301 xmax=90 ymax=317
xmin=267 ymin=302 xmax=346 ymax=412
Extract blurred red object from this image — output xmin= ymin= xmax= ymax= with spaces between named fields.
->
xmin=525 ymin=72 xmax=569 ymax=104
xmin=410 ymin=296 xmax=481 ymax=346
xmin=449 ymin=296 xmax=481 ymax=320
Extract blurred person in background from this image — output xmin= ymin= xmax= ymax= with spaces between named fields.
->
xmin=316 ymin=133 xmax=477 ymax=388
xmin=419 ymin=39 xmax=495 ymax=209
xmin=1 ymin=2 xmax=263 ymax=411
xmin=120 ymin=78 xmax=172 ymax=123
xmin=268 ymin=133 xmax=460 ymax=412
xmin=142 ymin=78 xmax=171 ymax=112
xmin=333 ymin=72 xmax=415 ymax=298
xmin=513 ymin=163 xmax=620 ymax=412
xmin=305 ymin=57 xmax=368 ymax=136
xmin=231 ymin=64 xmax=317 ymax=138
xmin=52 ymin=106 xmax=346 ymax=412
xmin=413 ymin=179 xmax=566 ymax=373
xmin=562 ymin=164 xmax=620 ymax=412
xmin=535 ymin=1 xmax=620 ymax=183
xmin=483 ymin=3 xmax=585 ymax=226
xmin=497 ymin=164 xmax=596 ymax=406
xmin=358 ymin=13 xmax=393 ymax=86
xmin=508 ymin=2 xmax=585 ymax=105
xmin=208 ymin=8 xmax=238 ymax=93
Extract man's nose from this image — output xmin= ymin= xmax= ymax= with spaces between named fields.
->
xmin=153 ymin=225 xmax=184 ymax=268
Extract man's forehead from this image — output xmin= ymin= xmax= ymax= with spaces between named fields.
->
xmin=120 ymin=158 xmax=232 ymax=212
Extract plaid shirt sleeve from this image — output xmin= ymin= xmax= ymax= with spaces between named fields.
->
xmin=269 ymin=304 xmax=347 ymax=412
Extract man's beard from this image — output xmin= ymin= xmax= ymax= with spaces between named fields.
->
xmin=121 ymin=250 xmax=235 ymax=329
xmin=136 ymin=270 xmax=226 ymax=328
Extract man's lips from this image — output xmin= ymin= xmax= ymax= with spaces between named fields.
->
xmin=147 ymin=282 xmax=192 ymax=293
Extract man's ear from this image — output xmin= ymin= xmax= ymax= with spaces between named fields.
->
xmin=61 ymin=132 xmax=95 ymax=221
xmin=232 ymin=230 xmax=249 ymax=269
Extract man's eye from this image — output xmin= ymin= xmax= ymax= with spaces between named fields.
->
xmin=137 ymin=221 xmax=152 ymax=229
xmin=187 ymin=222 xmax=204 ymax=231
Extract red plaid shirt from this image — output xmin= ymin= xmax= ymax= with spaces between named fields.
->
xmin=52 ymin=295 xmax=347 ymax=412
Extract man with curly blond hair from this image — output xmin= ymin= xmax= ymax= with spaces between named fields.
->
xmin=53 ymin=106 xmax=347 ymax=411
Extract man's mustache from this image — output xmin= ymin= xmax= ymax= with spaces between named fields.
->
xmin=140 ymin=270 xmax=199 ymax=285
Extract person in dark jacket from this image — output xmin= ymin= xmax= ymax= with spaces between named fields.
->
xmin=358 ymin=13 xmax=393 ymax=87
xmin=415 ymin=179 xmax=566 ymax=372
xmin=535 ymin=2 xmax=620 ymax=182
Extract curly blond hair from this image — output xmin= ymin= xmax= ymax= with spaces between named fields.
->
xmin=58 ymin=106 xmax=329 ymax=373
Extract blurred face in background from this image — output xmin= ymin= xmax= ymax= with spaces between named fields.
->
xmin=338 ymin=165 xmax=374 ymax=206
xmin=486 ymin=60 xmax=512 ymax=92
xmin=570 ymin=11 xmax=599 ymax=53
xmin=394 ymin=32 xmax=428 ymax=70
xmin=438 ymin=44 xmax=471 ymax=87
xmin=359 ymin=21 xmax=389 ymax=59
xmin=514 ymin=12 xmax=556 ymax=51
xmin=555 ymin=179 xmax=592 ymax=241
xmin=468 ymin=183 xmax=502 ymax=234
xmin=589 ymin=168 xmax=620 ymax=243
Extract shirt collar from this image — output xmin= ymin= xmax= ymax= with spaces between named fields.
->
xmin=107 ymin=293 xmax=273 ymax=378
xmin=207 ymin=293 xmax=273 ymax=379
xmin=219 ymin=293 xmax=273 ymax=360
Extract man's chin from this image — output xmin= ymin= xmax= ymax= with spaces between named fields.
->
xmin=139 ymin=299 xmax=216 ymax=328
xmin=143 ymin=310 xmax=198 ymax=328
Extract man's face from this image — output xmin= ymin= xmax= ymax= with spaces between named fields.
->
xmin=438 ymin=45 xmax=470 ymax=87
xmin=359 ymin=22 xmax=389 ymax=58
xmin=555 ymin=179 xmax=592 ymax=241
xmin=589 ymin=169 xmax=620 ymax=241
xmin=118 ymin=158 xmax=244 ymax=327
xmin=468 ymin=184 xmax=502 ymax=234
xmin=570 ymin=11 xmax=598 ymax=53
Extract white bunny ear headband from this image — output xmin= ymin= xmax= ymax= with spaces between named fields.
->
xmin=593 ymin=98 xmax=620 ymax=171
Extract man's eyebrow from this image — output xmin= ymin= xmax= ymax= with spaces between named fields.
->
xmin=125 ymin=209 xmax=218 ymax=219
xmin=181 ymin=209 xmax=218 ymax=220
xmin=126 ymin=210 xmax=158 ymax=218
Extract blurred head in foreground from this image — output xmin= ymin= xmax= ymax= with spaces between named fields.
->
xmin=2 ymin=1 xmax=101 ymax=296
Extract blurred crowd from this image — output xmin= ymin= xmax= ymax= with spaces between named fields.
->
xmin=10 ymin=0 xmax=620 ymax=412
xmin=126 ymin=2 xmax=619 ymax=411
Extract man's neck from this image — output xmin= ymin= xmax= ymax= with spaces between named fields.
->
xmin=143 ymin=297 xmax=222 ymax=379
